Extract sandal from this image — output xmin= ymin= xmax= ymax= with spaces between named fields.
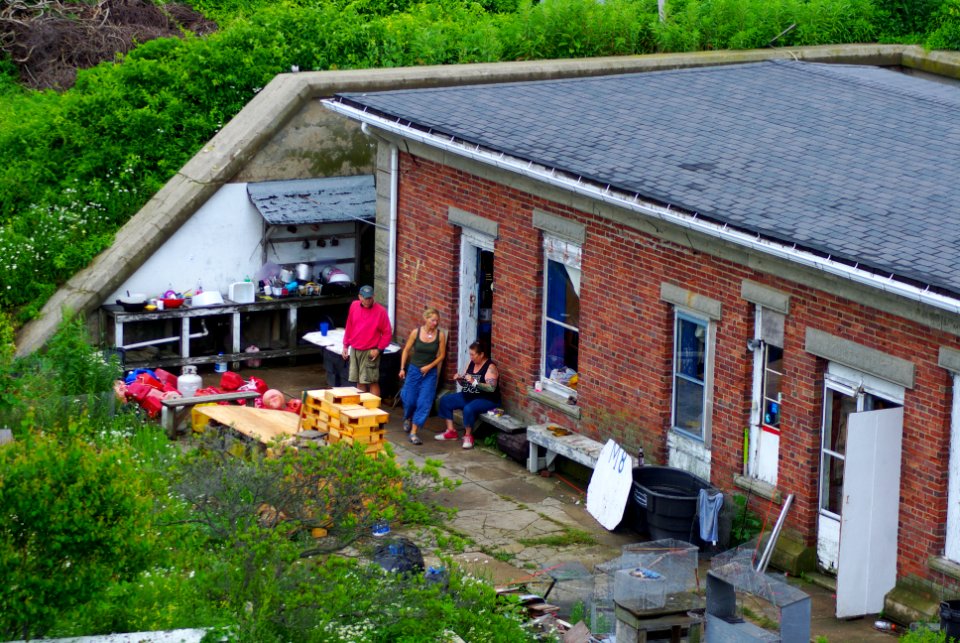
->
xmin=409 ymin=434 xmax=422 ymax=445
xmin=403 ymin=418 xmax=412 ymax=433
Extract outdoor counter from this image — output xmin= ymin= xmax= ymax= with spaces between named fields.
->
xmin=302 ymin=329 xmax=402 ymax=399
xmin=101 ymin=295 xmax=353 ymax=369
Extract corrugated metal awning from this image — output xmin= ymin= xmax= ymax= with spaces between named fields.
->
xmin=247 ymin=175 xmax=375 ymax=226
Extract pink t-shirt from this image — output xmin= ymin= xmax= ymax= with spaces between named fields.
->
xmin=343 ymin=300 xmax=392 ymax=351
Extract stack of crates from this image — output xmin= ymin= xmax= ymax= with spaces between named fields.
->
xmin=300 ymin=386 xmax=389 ymax=456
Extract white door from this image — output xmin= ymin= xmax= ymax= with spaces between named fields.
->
xmin=457 ymin=230 xmax=494 ymax=372
xmin=836 ymin=406 xmax=903 ymax=618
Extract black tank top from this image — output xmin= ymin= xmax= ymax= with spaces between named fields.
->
xmin=462 ymin=359 xmax=501 ymax=403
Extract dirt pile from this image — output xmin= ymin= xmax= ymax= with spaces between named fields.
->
xmin=0 ymin=0 xmax=216 ymax=90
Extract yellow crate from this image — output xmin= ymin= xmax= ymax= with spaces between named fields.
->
xmin=320 ymin=401 xmax=363 ymax=418
xmin=323 ymin=387 xmax=363 ymax=405
xmin=338 ymin=429 xmax=385 ymax=445
xmin=359 ymin=392 xmax=381 ymax=408
xmin=340 ymin=407 xmax=390 ymax=427
xmin=337 ymin=424 xmax=385 ymax=440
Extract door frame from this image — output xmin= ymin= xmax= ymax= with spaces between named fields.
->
xmin=817 ymin=364 xmax=904 ymax=575
xmin=457 ymin=229 xmax=494 ymax=373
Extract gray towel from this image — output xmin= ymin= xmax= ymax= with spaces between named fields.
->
xmin=698 ymin=488 xmax=724 ymax=545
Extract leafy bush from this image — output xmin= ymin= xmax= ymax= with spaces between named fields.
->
xmin=730 ymin=493 xmax=763 ymax=544
xmin=0 ymin=428 xmax=163 ymax=639
xmin=0 ymin=0 xmax=936 ymax=323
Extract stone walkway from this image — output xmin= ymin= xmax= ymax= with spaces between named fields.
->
xmin=257 ymin=364 xmax=899 ymax=641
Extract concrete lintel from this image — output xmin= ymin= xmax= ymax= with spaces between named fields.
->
xmin=741 ymin=280 xmax=790 ymax=314
xmin=939 ymin=346 xmax=960 ymax=374
xmin=532 ymin=209 xmax=585 ymax=244
xmin=660 ymin=282 xmax=722 ymax=320
xmin=805 ymin=328 xmax=915 ymax=389
xmin=449 ymin=206 xmax=498 ymax=238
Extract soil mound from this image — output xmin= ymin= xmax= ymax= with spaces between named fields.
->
xmin=1 ymin=0 xmax=217 ymax=90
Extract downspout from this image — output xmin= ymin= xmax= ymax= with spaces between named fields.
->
xmin=361 ymin=122 xmax=399 ymax=328
xmin=329 ymin=100 xmax=960 ymax=318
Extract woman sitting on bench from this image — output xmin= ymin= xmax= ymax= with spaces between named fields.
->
xmin=435 ymin=340 xmax=500 ymax=450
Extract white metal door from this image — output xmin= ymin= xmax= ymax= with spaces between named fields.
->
xmin=836 ymin=406 xmax=903 ymax=618
xmin=457 ymin=230 xmax=493 ymax=372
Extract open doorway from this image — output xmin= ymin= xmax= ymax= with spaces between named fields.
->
xmin=817 ymin=365 xmax=904 ymax=617
xmin=457 ymin=230 xmax=495 ymax=371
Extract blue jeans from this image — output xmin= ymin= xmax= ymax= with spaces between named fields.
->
xmin=438 ymin=393 xmax=498 ymax=430
xmin=401 ymin=366 xmax=438 ymax=427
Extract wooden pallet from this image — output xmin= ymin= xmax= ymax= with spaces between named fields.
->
xmin=299 ymin=387 xmax=390 ymax=456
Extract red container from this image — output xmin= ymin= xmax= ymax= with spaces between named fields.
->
xmin=161 ymin=297 xmax=185 ymax=309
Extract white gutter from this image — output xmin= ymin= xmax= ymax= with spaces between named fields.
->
xmin=361 ymin=122 xmax=400 ymax=328
xmin=330 ymin=100 xmax=960 ymax=317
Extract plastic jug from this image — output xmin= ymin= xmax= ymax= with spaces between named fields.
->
xmin=177 ymin=365 xmax=202 ymax=398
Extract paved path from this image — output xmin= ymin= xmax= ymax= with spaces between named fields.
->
xmin=246 ymin=364 xmax=899 ymax=641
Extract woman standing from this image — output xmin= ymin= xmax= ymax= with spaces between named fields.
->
xmin=435 ymin=340 xmax=500 ymax=450
xmin=398 ymin=307 xmax=446 ymax=445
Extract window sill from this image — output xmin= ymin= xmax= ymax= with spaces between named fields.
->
xmin=732 ymin=474 xmax=783 ymax=503
xmin=527 ymin=387 xmax=581 ymax=419
xmin=929 ymin=555 xmax=960 ymax=581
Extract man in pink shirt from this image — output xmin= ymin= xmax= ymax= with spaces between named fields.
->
xmin=341 ymin=285 xmax=393 ymax=396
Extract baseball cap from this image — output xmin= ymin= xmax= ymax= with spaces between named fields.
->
xmin=359 ymin=285 xmax=374 ymax=299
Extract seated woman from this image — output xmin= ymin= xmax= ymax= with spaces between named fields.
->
xmin=435 ymin=340 xmax=500 ymax=450
xmin=398 ymin=307 xmax=446 ymax=445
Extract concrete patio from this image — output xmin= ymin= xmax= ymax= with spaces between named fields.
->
xmin=198 ymin=361 xmax=900 ymax=642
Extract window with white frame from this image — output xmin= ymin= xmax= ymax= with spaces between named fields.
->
xmin=541 ymin=237 xmax=581 ymax=395
xmin=672 ymin=311 xmax=710 ymax=440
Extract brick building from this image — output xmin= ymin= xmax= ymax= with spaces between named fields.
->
xmin=326 ymin=59 xmax=960 ymax=615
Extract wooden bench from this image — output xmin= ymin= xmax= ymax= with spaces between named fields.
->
xmin=526 ymin=424 xmax=639 ymax=474
xmin=476 ymin=411 xmax=527 ymax=434
xmin=526 ymin=423 xmax=606 ymax=473
xmin=161 ymin=391 xmax=261 ymax=438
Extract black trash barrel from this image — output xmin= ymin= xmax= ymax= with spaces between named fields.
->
xmin=941 ymin=600 xmax=960 ymax=641
xmin=630 ymin=466 xmax=718 ymax=547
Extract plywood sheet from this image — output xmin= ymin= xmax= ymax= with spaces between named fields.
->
xmin=194 ymin=405 xmax=300 ymax=445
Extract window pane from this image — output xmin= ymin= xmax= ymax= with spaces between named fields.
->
xmin=821 ymin=452 xmax=844 ymax=514
xmin=676 ymin=317 xmax=705 ymax=380
xmin=546 ymin=260 xmax=580 ymax=328
xmin=545 ymin=320 xmax=579 ymax=379
xmin=674 ymin=376 xmax=705 ymax=437
xmin=763 ymin=399 xmax=781 ymax=428
xmin=826 ymin=391 xmax=854 ymax=456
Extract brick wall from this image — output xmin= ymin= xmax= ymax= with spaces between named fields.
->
xmin=394 ymin=152 xmax=957 ymax=582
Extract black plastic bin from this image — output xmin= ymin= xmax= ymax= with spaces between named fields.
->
xmin=629 ymin=466 xmax=719 ymax=548
xmin=941 ymin=600 xmax=960 ymax=641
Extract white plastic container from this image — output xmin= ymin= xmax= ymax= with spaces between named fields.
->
xmin=177 ymin=365 xmax=202 ymax=398
xmin=229 ymin=281 xmax=255 ymax=304
xmin=191 ymin=291 xmax=224 ymax=307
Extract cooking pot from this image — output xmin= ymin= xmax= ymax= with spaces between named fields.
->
xmin=296 ymin=263 xmax=312 ymax=281
xmin=117 ymin=293 xmax=148 ymax=312
xmin=279 ymin=268 xmax=294 ymax=283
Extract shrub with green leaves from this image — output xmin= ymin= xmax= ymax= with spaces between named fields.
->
xmin=0 ymin=0 xmax=943 ymax=324
xmin=0 ymin=428 xmax=163 ymax=640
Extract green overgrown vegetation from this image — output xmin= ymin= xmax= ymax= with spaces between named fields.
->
xmin=0 ymin=314 xmax=541 ymax=641
xmin=1 ymin=0 xmax=958 ymax=322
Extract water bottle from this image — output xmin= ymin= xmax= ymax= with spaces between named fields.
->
xmin=638 ymin=446 xmax=645 ymax=466
xmin=215 ymin=353 xmax=227 ymax=374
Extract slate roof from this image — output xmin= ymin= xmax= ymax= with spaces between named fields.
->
xmin=333 ymin=61 xmax=960 ymax=298
xmin=247 ymin=176 xmax=375 ymax=226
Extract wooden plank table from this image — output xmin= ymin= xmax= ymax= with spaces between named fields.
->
xmin=191 ymin=405 xmax=301 ymax=445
